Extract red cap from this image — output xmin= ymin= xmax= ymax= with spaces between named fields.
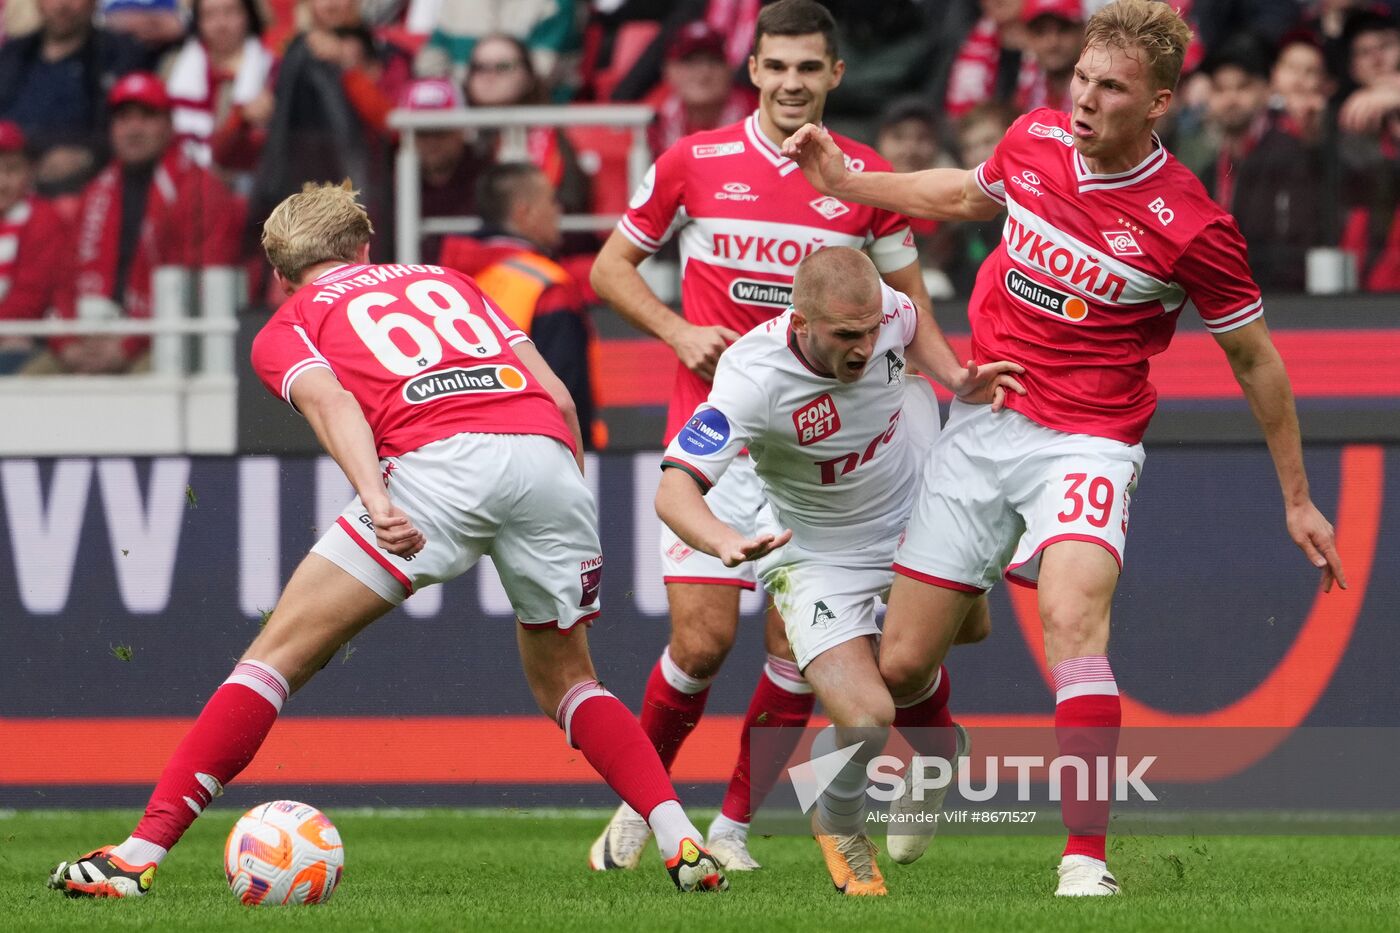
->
xmin=1022 ymin=0 xmax=1084 ymax=24
xmin=0 ymin=121 xmax=25 ymax=153
xmin=668 ymin=21 xmax=727 ymax=62
xmin=399 ymin=78 xmax=463 ymax=111
xmin=108 ymin=72 xmax=172 ymax=111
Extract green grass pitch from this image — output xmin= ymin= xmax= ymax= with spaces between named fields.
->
xmin=3 ymin=809 xmax=1397 ymax=932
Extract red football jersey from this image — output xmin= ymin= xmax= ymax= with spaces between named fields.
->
xmin=618 ymin=111 xmax=917 ymax=441
xmin=251 ymin=263 xmax=575 ymax=458
xmin=972 ymin=109 xmax=1263 ymax=444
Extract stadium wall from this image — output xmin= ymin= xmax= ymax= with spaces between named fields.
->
xmin=0 ymin=444 xmax=1392 ymax=808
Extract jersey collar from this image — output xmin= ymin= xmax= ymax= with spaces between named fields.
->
xmin=745 ymin=111 xmax=805 ymax=177
xmin=786 ymin=318 xmax=834 ymax=378
xmin=1073 ymin=133 xmax=1167 ymax=193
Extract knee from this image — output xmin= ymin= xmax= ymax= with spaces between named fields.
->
xmin=879 ymin=653 xmax=933 ymax=704
xmin=1039 ymin=596 xmax=1109 ymax=661
xmin=668 ymin=621 xmax=735 ymax=681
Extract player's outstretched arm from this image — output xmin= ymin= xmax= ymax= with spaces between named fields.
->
xmin=656 ymin=468 xmax=792 ymax=568
xmin=514 ymin=338 xmax=585 ymax=472
xmin=904 ymin=309 xmax=1026 ymax=411
xmin=780 ymin=123 xmax=1001 ymax=222
xmin=291 ymin=368 xmax=425 ymax=558
xmin=1215 ymin=320 xmax=1346 ymax=591
xmin=591 ymin=230 xmax=739 ymax=382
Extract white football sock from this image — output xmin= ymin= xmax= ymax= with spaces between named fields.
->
xmin=647 ymin=800 xmax=702 ymax=857
xmin=111 ymin=836 xmax=168 ymax=868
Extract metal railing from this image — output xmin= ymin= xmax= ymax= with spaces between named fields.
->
xmin=388 ymin=104 xmax=656 ymax=263
xmin=0 ymin=267 xmax=242 ymax=376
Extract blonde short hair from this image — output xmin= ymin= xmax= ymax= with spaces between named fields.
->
xmin=1084 ymin=0 xmax=1194 ymax=91
xmin=261 ymin=180 xmax=374 ymax=283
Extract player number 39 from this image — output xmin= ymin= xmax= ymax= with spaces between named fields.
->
xmin=347 ymin=281 xmax=501 ymax=376
xmin=1058 ymin=472 xmax=1114 ymax=528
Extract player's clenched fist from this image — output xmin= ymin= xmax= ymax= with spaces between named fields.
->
xmin=366 ymin=499 xmax=425 ymax=557
xmin=672 ymin=322 xmax=740 ymax=382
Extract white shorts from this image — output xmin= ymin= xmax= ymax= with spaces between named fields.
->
xmin=312 ymin=433 xmax=603 ymax=629
xmin=895 ymin=401 xmax=1144 ymax=592
xmin=658 ymin=454 xmax=763 ymax=589
xmin=758 ymin=538 xmax=896 ymax=671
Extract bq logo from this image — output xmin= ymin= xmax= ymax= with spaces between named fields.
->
xmin=1004 ymin=268 xmax=1088 ymax=322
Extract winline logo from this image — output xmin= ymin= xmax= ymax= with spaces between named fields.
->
xmin=402 ymin=365 xmax=526 ymax=403
xmin=787 ymin=742 xmax=1157 ymax=814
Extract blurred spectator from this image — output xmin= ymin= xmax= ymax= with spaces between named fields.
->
xmin=26 ymin=73 xmax=243 ymax=374
xmin=813 ymin=0 xmax=945 ymax=135
xmin=874 ymin=97 xmax=957 ymax=299
xmin=1181 ymin=36 xmax=1319 ymax=291
xmin=1336 ymin=9 xmax=1400 ymax=289
xmin=399 ymin=77 xmax=484 ymax=261
xmin=100 ymin=0 xmax=184 ymax=69
xmin=1304 ymin=0 xmax=1375 ymax=84
xmin=166 ymin=0 xmax=274 ymax=184
xmin=1189 ymin=0 xmax=1301 ymax=55
xmin=245 ymin=0 xmax=410 ymax=266
xmin=4 ymin=0 xmax=43 ymax=40
xmin=647 ymin=21 xmax=754 ymax=158
xmin=0 ymin=0 xmax=146 ymax=193
xmin=418 ymin=0 xmax=580 ymax=99
xmin=0 ymin=121 xmax=70 ymax=372
xmin=944 ymin=101 xmax=1017 ymax=294
xmin=1271 ymin=31 xmax=1332 ymax=143
xmin=943 ymin=0 xmax=1036 ymax=120
xmin=439 ymin=162 xmax=602 ymax=448
xmin=1019 ymin=0 xmax=1082 ymax=113
xmin=465 ymin=33 xmax=590 ymax=218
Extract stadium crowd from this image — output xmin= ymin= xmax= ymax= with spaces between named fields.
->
xmin=0 ymin=0 xmax=1396 ymax=380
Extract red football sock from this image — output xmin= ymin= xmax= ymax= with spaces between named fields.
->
xmin=893 ymin=665 xmax=956 ymax=761
xmin=558 ymin=680 xmax=679 ymax=819
xmin=132 ymin=660 xmax=289 ymax=850
xmin=639 ymin=649 xmax=712 ymax=771
xmin=1052 ymin=656 xmax=1121 ymax=863
xmin=719 ymin=655 xmax=815 ymax=824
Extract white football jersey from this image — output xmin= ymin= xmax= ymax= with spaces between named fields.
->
xmin=662 ymin=282 xmax=925 ymax=551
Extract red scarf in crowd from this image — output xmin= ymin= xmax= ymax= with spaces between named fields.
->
xmin=73 ymin=147 xmax=193 ymax=329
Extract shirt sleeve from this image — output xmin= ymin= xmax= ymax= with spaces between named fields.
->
xmin=890 ymin=285 xmax=920 ymax=346
xmin=1175 ymin=217 xmax=1264 ymax=334
xmin=616 ymin=147 xmax=685 ymax=253
xmin=250 ymin=311 xmax=333 ymax=408
xmin=974 ymin=114 xmax=1039 ymax=207
xmin=661 ymin=353 xmax=766 ymax=492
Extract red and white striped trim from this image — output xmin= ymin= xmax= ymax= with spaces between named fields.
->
xmin=1051 ymin=655 xmax=1118 ymax=704
xmin=1074 ymin=137 xmax=1167 ymax=193
xmin=1202 ymin=298 xmax=1264 ymax=334
xmin=662 ymin=575 xmax=757 ymax=590
xmin=892 ymin=563 xmax=987 ymax=594
xmin=661 ymin=646 xmax=713 ymax=695
xmin=617 ymin=214 xmax=664 ymax=252
xmin=744 ymin=112 xmax=803 ymax=176
xmin=974 ymin=162 xmax=1006 ymax=205
xmin=894 ymin=665 xmax=942 ymax=709
xmin=763 ymin=654 xmax=812 ymax=695
xmin=555 ymin=679 xmax=613 ymax=747
xmin=224 ymin=659 xmax=291 ymax=711
xmin=336 ymin=516 xmax=414 ymax=596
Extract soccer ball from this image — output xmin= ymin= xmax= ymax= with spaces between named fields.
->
xmin=224 ymin=800 xmax=344 ymax=906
